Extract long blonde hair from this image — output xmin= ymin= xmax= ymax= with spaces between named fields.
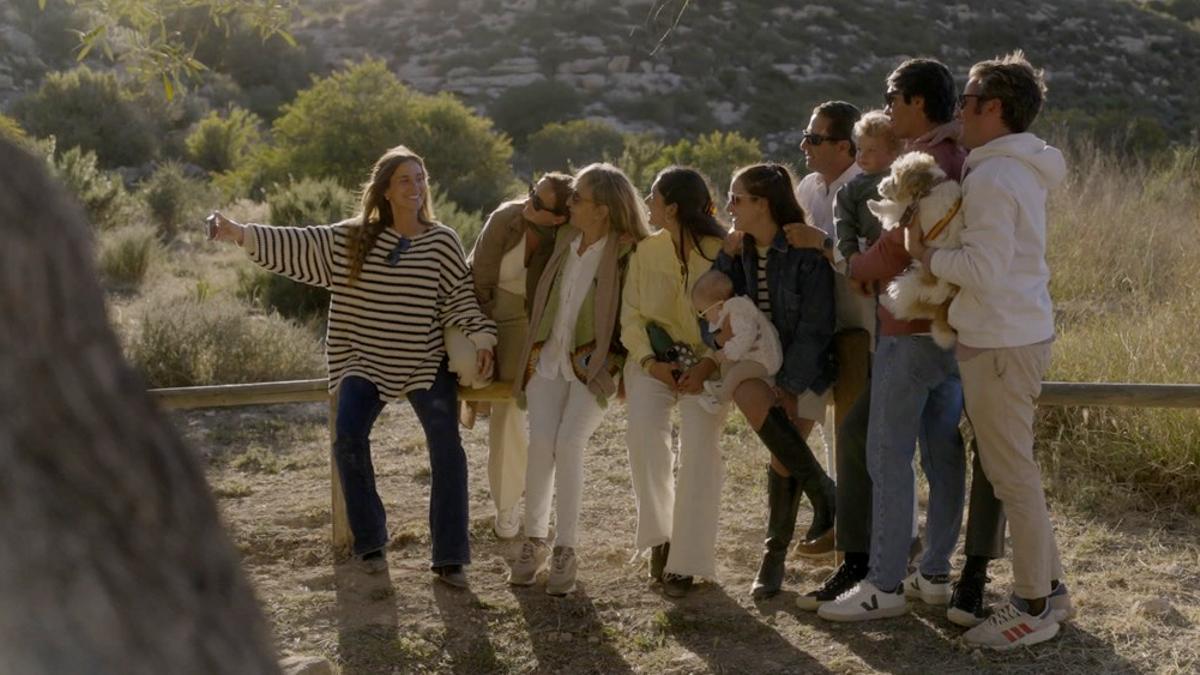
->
xmin=573 ymin=163 xmax=651 ymax=243
xmin=348 ymin=145 xmax=436 ymax=284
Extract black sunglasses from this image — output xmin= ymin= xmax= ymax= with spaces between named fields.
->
xmin=528 ymin=183 xmax=567 ymax=217
xmin=957 ymin=93 xmax=995 ymax=109
xmin=386 ymin=236 xmax=412 ymax=266
xmin=801 ymin=131 xmax=847 ymax=146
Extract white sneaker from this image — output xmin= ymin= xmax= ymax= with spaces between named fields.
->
xmin=696 ymin=393 xmax=722 ymax=414
xmin=1048 ymin=581 xmax=1075 ymax=623
xmin=703 ymin=380 xmax=724 ymax=398
xmin=905 ymin=570 xmax=952 ymax=605
xmin=493 ymin=506 xmax=521 ymax=539
xmin=817 ymin=580 xmax=907 ymax=622
xmin=546 ymin=546 xmax=578 ymax=596
xmin=507 ymin=538 xmax=550 ymax=586
xmin=962 ymin=599 xmax=1059 ymax=651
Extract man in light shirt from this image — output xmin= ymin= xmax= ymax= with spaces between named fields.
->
xmin=795 ymin=101 xmax=863 ymax=247
xmin=790 ymin=101 xmax=869 ymax=558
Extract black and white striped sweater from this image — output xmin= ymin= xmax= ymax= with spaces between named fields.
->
xmin=244 ymin=220 xmax=497 ymax=399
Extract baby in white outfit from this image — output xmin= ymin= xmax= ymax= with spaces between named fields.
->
xmin=691 ymin=269 xmax=783 ymax=414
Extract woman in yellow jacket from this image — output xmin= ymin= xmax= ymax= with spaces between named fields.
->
xmin=621 ymin=167 xmax=729 ymax=598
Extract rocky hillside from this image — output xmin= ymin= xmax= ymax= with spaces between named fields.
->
xmin=3 ymin=0 xmax=1199 ymax=152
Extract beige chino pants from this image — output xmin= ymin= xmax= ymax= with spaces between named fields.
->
xmin=958 ymin=342 xmax=1063 ymax=600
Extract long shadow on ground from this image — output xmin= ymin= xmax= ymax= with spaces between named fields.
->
xmin=333 ymin=561 xmax=402 ymax=675
xmin=510 ymin=583 xmax=634 ymax=674
xmin=788 ymin=597 xmax=1140 ymax=674
xmin=665 ymin=585 xmax=833 ymax=674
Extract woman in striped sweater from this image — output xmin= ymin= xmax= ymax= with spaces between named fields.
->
xmin=206 ymin=145 xmax=497 ymax=588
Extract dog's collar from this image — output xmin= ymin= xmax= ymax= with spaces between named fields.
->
xmin=925 ymin=197 xmax=963 ymax=242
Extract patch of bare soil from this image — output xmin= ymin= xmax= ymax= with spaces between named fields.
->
xmin=180 ymin=402 xmax=1200 ymax=674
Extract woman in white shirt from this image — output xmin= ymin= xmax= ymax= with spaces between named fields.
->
xmin=506 ymin=163 xmax=649 ymax=596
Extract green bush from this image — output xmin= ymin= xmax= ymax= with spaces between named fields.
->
xmin=185 ymin=107 xmax=264 ymax=174
xmin=47 ymin=142 xmax=142 ymax=230
xmin=267 ymin=177 xmax=357 ymax=227
xmin=14 ymin=67 xmax=160 ymax=168
xmin=129 ymin=295 xmax=323 ymax=388
xmin=655 ymin=131 xmax=763 ymax=201
xmin=0 ymin=114 xmax=28 ymax=144
xmin=140 ymin=161 xmax=213 ymax=239
xmin=488 ymin=79 xmax=584 ymax=146
xmin=187 ymin=17 xmax=325 ymax=120
xmin=527 ymin=119 xmax=625 ymax=173
xmin=97 ymin=224 xmax=161 ymax=289
xmin=236 ymin=177 xmax=356 ymax=320
xmin=432 ymin=189 xmax=484 ymax=251
xmin=261 ymin=59 xmax=514 ymax=213
xmin=617 ymin=132 xmax=668 ymax=192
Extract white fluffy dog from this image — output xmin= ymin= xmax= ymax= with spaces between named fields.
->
xmin=868 ymin=151 xmax=965 ymax=348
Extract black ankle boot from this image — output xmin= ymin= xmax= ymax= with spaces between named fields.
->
xmin=751 ymin=468 xmax=802 ymax=599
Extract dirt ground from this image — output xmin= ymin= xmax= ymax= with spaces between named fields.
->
xmin=178 ymin=401 xmax=1200 ymax=674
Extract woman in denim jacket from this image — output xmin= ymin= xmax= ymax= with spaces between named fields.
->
xmin=714 ymin=163 xmax=838 ymax=599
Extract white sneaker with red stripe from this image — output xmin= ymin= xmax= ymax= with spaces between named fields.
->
xmin=962 ymin=598 xmax=1060 ymax=650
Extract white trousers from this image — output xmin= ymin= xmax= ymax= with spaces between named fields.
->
xmin=488 ymin=402 xmax=527 ymax=515
xmin=524 ymin=372 xmax=606 ymax=548
xmin=624 ymin=362 xmax=727 ymax=579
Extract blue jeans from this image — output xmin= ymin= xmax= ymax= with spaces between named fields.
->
xmin=866 ymin=335 xmax=965 ymax=591
xmin=334 ymin=362 xmax=470 ymax=567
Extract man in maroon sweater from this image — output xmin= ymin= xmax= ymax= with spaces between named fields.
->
xmin=800 ymin=59 xmax=1006 ymax=627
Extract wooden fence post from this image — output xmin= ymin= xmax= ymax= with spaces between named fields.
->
xmin=328 ymin=393 xmax=353 ymax=559
xmin=832 ymin=328 xmax=870 ymax=566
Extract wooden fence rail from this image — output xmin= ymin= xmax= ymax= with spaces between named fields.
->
xmin=149 ymin=332 xmax=1200 ymax=557
xmin=150 ymin=378 xmax=1200 ymax=411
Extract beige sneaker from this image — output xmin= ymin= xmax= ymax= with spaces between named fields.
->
xmin=546 ymin=546 xmax=578 ymax=596
xmin=508 ymin=538 xmax=550 ymax=586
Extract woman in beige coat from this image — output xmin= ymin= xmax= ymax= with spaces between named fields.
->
xmin=466 ymin=173 xmax=572 ymax=538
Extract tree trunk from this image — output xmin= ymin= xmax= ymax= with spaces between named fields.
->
xmin=0 ymin=140 xmax=280 ymax=674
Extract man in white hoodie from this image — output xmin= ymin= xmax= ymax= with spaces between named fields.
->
xmin=905 ymin=51 xmax=1073 ymax=650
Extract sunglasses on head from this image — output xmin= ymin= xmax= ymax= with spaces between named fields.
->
xmin=801 ymin=131 xmax=847 ymax=146
xmin=386 ymin=236 xmax=412 ymax=266
xmin=528 ymin=183 xmax=567 ymax=216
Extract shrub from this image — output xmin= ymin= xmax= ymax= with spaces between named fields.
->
xmin=527 ymin=119 xmax=625 ymax=173
xmin=97 ymin=224 xmax=161 ymax=289
xmin=266 ymin=177 xmax=357 ymax=227
xmin=187 ymin=17 xmax=325 ymax=120
xmin=47 ymin=143 xmax=142 ymax=230
xmin=0 ymin=114 xmax=28 ymax=144
xmin=654 ymin=131 xmax=762 ymax=202
xmin=432 ymin=189 xmax=484 ymax=251
xmin=616 ymin=132 xmax=668 ymax=192
xmin=262 ymin=59 xmax=514 ymax=213
xmin=128 ymin=295 xmax=323 ymax=388
xmin=14 ymin=66 xmax=160 ymax=168
xmin=488 ymin=79 xmax=584 ymax=146
xmin=140 ymin=161 xmax=214 ymax=238
xmin=185 ymin=107 xmax=264 ymax=174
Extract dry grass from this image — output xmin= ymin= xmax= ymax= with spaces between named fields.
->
xmin=1043 ymin=144 xmax=1200 ymax=511
xmin=184 ymin=402 xmax=1200 ymax=675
